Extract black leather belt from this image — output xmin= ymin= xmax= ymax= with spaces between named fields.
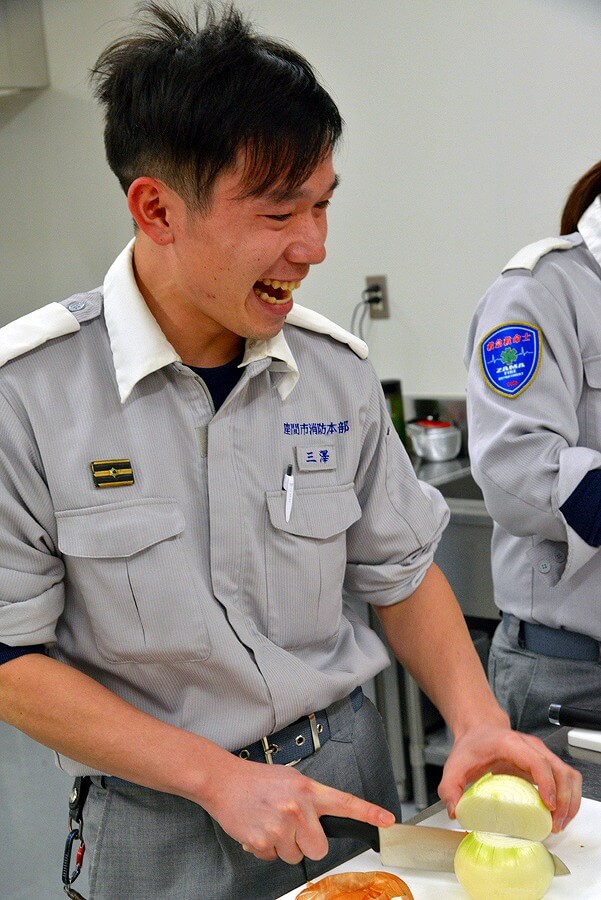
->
xmin=233 ymin=687 xmax=364 ymax=766
xmin=503 ymin=613 xmax=600 ymax=662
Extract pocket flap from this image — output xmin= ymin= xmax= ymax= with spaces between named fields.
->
xmin=266 ymin=483 xmax=361 ymax=538
xmin=56 ymin=499 xmax=185 ymax=558
xmin=583 ymin=355 xmax=601 ymax=388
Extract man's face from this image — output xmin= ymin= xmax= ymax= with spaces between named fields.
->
xmin=170 ymin=153 xmax=337 ymax=343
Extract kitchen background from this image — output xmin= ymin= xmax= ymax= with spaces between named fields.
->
xmin=3 ymin=1 xmax=601 ymax=393
xmin=2 ymin=1 xmax=601 ymax=897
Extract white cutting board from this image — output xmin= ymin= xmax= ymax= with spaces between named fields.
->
xmin=275 ymin=797 xmax=601 ymax=899
xmin=568 ymin=728 xmax=601 ymax=752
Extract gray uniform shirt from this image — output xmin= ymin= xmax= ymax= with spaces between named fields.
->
xmin=0 ymin=241 xmax=448 ymax=775
xmin=465 ymin=197 xmax=601 ymax=639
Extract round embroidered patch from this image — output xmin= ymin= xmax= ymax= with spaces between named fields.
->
xmin=479 ymin=322 xmax=541 ymax=397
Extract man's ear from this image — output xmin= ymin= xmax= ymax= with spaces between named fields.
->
xmin=127 ymin=177 xmax=178 ymax=245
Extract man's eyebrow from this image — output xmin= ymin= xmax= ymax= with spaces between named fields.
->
xmin=263 ymin=174 xmax=340 ymax=205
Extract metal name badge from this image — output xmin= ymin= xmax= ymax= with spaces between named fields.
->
xmin=90 ymin=459 xmax=135 ymax=488
xmin=479 ymin=322 xmax=542 ymax=398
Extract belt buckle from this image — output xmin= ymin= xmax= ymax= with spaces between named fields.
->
xmin=260 ymin=737 xmax=278 ymax=764
xmin=260 ymin=736 xmax=302 ymax=767
xmin=285 ymin=712 xmax=323 ymax=766
xmin=259 ymin=710 xmax=324 ymax=767
xmin=308 ymin=712 xmax=322 ymax=751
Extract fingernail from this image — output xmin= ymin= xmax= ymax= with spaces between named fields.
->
xmin=378 ymin=810 xmax=394 ymax=825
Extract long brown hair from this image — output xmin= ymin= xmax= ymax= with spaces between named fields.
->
xmin=561 ymin=160 xmax=601 ymax=234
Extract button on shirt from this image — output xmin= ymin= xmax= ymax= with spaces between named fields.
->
xmin=465 ymin=196 xmax=601 ymax=639
xmin=0 ymin=241 xmax=448 ymax=775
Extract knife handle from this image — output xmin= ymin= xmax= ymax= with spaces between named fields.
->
xmin=320 ymin=815 xmax=380 ymax=852
xmin=549 ymin=703 xmax=601 ymax=730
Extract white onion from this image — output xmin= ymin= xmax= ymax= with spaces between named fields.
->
xmin=455 ymin=773 xmax=552 ymax=841
xmin=454 ymin=831 xmax=555 ymax=899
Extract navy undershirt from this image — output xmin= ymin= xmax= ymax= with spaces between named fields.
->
xmin=187 ymin=349 xmax=245 ymax=412
xmin=0 ymin=351 xmax=245 ymax=666
xmin=560 ymin=468 xmax=601 ymax=546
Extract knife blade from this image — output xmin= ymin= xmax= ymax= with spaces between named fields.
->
xmin=320 ymin=816 xmax=570 ymax=876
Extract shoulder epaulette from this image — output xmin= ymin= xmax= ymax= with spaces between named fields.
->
xmin=502 ymin=236 xmax=576 ymax=274
xmin=0 ymin=292 xmax=101 ymax=369
xmin=285 ymin=303 xmax=368 ymax=358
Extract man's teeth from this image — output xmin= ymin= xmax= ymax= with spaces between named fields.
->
xmin=253 ymin=279 xmax=301 ymax=304
xmin=261 ymin=279 xmax=301 ymax=290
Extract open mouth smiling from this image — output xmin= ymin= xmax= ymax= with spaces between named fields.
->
xmin=253 ymin=278 xmax=301 ymax=304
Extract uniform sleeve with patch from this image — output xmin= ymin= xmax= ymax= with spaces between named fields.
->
xmin=465 ymin=266 xmax=601 ymax=584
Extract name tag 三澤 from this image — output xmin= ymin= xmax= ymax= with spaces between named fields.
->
xmin=295 ymin=445 xmax=336 ymax=471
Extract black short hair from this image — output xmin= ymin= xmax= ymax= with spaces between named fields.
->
xmin=90 ymin=1 xmax=343 ymax=210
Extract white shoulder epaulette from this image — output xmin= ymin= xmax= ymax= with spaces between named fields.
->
xmin=502 ymin=236 xmax=575 ymax=273
xmin=285 ymin=303 xmax=368 ymax=358
xmin=0 ymin=302 xmax=81 ymax=369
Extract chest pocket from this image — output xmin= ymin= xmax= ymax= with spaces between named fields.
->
xmin=264 ymin=482 xmax=361 ymax=650
xmin=56 ymin=498 xmax=210 ymax=663
xmin=582 ymin=355 xmax=601 ymax=449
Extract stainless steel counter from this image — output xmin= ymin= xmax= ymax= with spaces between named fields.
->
xmin=411 ymin=455 xmax=472 ymax=487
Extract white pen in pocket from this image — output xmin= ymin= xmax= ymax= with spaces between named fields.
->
xmin=282 ymin=464 xmax=294 ymax=522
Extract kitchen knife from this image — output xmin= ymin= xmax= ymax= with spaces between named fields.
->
xmin=320 ymin=816 xmax=570 ymax=876
xmin=549 ymin=703 xmax=601 ymax=730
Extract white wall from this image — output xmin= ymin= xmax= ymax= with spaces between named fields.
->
xmin=1 ymin=0 xmax=600 ymax=395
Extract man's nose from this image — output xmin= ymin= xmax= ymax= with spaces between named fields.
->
xmin=285 ymin=214 xmax=327 ymax=266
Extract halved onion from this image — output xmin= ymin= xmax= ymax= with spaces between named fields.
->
xmin=454 ymin=831 xmax=555 ymax=899
xmin=455 ymin=773 xmax=552 ymax=841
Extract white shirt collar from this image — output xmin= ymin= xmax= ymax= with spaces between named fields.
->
xmin=103 ymin=239 xmax=301 ymax=403
xmin=578 ymin=196 xmax=601 ymax=269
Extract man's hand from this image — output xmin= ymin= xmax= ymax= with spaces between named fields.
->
xmin=200 ymin=754 xmax=395 ymax=864
xmin=438 ymin=723 xmax=582 ymax=833
xmin=375 ymin=567 xmax=582 ymax=835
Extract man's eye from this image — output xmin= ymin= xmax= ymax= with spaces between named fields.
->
xmin=315 ymin=199 xmax=330 ymax=210
xmin=265 ymin=214 xmax=292 ymax=222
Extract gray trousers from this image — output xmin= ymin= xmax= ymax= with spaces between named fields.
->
xmin=489 ymin=616 xmax=601 ymax=737
xmin=83 ymin=695 xmax=401 ymax=900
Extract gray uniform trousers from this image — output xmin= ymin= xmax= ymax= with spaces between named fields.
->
xmin=489 ymin=616 xmax=601 ymax=738
xmin=83 ymin=694 xmax=401 ymax=900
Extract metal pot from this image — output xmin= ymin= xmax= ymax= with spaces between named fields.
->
xmin=406 ymin=417 xmax=462 ymax=462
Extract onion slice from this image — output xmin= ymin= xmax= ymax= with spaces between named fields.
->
xmin=454 ymin=831 xmax=555 ymax=899
xmin=455 ymin=773 xmax=552 ymax=841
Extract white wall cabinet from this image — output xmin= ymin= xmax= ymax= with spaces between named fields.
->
xmin=0 ymin=0 xmax=48 ymax=95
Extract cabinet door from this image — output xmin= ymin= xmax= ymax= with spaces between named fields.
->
xmin=0 ymin=4 xmax=12 ymax=87
xmin=0 ymin=0 xmax=49 ymax=91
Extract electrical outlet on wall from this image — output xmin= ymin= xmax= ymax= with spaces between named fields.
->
xmin=366 ymin=275 xmax=390 ymax=319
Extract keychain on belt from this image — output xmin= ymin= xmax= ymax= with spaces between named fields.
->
xmin=62 ymin=776 xmax=91 ymax=899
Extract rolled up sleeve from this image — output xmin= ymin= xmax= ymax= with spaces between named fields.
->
xmin=0 ymin=389 xmax=64 ymax=645
xmin=344 ymin=376 xmax=449 ymax=605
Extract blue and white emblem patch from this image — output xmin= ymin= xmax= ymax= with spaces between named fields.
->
xmin=479 ymin=323 xmax=541 ymax=397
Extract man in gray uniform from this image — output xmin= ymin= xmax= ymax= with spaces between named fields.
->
xmin=0 ymin=3 xmax=579 ymax=898
xmin=465 ymin=160 xmax=601 ymax=739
